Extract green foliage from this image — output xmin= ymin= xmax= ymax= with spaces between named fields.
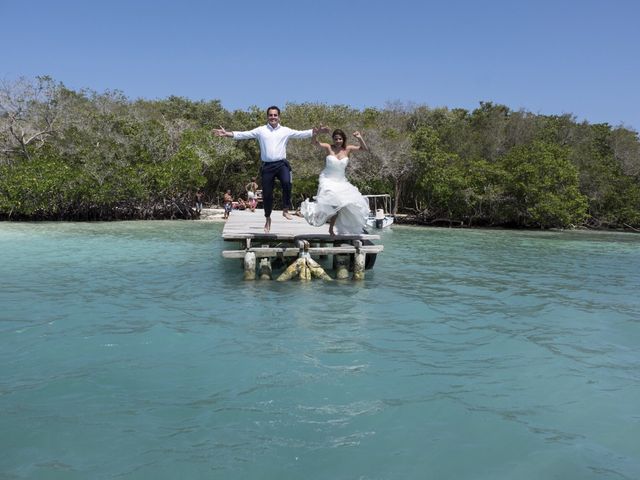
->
xmin=1 ymin=77 xmax=639 ymax=227
xmin=565 ymin=122 xmax=640 ymax=226
xmin=292 ymin=176 xmax=319 ymax=205
xmin=0 ymin=105 xmax=207 ymax=219
xmin=411 ymin=126 xmax=507 ymax=224
xmin=412 ymin=126 xmax=461 ymax=210
xmin=0 ymin=148 xmax=80 ymax=216
xmin=459 ymin=158 xmax=510 ymax=225
xmin=499 ymin=141 xmax=588 ymax=228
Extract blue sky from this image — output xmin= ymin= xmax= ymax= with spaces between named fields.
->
xmin=2 ymin=0 xmax=639 ymax=131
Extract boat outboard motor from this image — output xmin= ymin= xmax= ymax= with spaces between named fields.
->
xmin=375 ymin=209 xmax=385 ymax=229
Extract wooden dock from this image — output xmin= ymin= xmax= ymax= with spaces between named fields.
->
xmin=221 ymin=210 xmax=384 ymax=280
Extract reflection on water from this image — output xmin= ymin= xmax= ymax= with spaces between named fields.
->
xmin=1 ymin=222 xmax=639 ymax=479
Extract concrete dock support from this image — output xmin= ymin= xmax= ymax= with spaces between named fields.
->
xmin=243 ymin=251 xmax=256 ymax=280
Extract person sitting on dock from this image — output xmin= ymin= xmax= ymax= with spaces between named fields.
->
xmin=245 ymin=177 xmax=258 ymax=212
xmin=235 ymin=198 xmax=247 ymax=210
xmin=213 ymin=106 xmax=329 ymax=233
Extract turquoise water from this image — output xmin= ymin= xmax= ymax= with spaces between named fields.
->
xmin=1 ymin=221 xmax=639 ymax=480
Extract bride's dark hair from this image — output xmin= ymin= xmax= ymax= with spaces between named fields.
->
xmin=332 ymin=129 xmax=347 ymax=145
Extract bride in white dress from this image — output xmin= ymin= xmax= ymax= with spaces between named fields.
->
xmin=300 ymin=129 xmax=370 ymax=235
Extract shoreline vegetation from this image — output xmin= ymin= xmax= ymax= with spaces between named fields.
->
xmin=1 ymin=76 xmax=639 ymax=231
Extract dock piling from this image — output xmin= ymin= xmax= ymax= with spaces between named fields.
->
xmin=243 ymin=251 xmax=256 ymax=280
xmin=259 ymin=257 xmax=272 ymax=280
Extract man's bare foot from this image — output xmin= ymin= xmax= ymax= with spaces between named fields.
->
xmin=329 ymin=227 xmax=336 ymax=236
xmin=283 ymin=210 xmax=293 ymax=220
xmin=264 ymin=217 xmax=271 ymax=233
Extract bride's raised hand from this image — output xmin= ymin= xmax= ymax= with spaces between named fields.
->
xmin=351 ymin=130 xmax=369 ymax=151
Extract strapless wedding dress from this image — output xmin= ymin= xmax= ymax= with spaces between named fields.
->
xmin=300 ymin=155 xmax=369 ymax=234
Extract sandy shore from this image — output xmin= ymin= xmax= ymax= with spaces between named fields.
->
xmin=198 ymin=207 xmax=226 ymax=221
xmin=198 ymin=207 xmax=266 ymax=222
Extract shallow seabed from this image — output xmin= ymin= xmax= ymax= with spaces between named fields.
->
xmin=1 ymin=221 xmax=639 ymax=480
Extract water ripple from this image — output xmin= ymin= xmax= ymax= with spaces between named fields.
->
xmin=1 ymin=223 xmax=639 ymax=479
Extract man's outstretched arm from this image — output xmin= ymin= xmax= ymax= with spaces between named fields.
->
xmin=212 ymin=126 xmax=233 ymax=138
xmin=214 ymin=125 xmax=261 ymax=140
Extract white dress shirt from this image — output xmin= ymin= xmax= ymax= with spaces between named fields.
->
xmin=232 ymin=124 xmax=313 ymax=162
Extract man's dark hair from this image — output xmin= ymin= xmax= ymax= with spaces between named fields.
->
xmin=267 ymin=105 xmax=281 ymax=115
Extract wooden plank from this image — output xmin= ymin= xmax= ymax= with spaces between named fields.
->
xmin=222 ymin=248 xmax=299 ymax=259
xmin=221 ymin=209 xmax=380 ymax=241
xmin=221 ymin=245 xmax=384 ymax=259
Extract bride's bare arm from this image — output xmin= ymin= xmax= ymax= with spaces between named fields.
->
xmin=347 ymin=131 xmax=368 ymax=152
xmin=312 ymin=127 xmax=332 ymax=153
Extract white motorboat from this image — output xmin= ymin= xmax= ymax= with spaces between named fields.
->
xmin=364 ymin=194 xmax=394 ymax=229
